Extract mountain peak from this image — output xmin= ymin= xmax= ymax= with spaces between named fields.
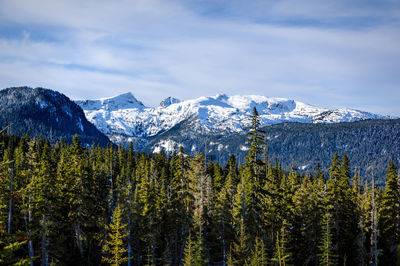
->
xmin=75 ymin=92 xmax=389 ymax=144
xmin=215 ymin=93 xmax=228 ymax=100
xmin=159 ymin=96 xmax=181 ymax=108
xmin=100 ymin=92 xmax=144 ymax=108
xmin=76 ymin=92 xmax=145 ymax=111
xmin=0 ymin=86 xmax=110 ymax=146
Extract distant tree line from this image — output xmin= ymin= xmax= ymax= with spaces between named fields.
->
xmin=142 ymin=118 xmax=400 ymax=185
xmin=0 ymin=108 xmax=399 ymax=265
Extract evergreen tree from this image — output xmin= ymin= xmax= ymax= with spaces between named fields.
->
xmin=231 ymin=217 xmax=250 ymax=265
xmin=318 ymin=213 xmax=335 ymax=266
xmin=2 ymin=123 xmax=400 ymax=265
xmin=249 ymin=236 xmax=267 ymax=266
xmin=186 ymin=153 xmax=211 ymax=263
xmin=378 ymin=160 xmax=399 ymax=265
xmin=182 ymin=230 xmax=207 ymax=266
xmin=233 ymin=107 xmax=266 ymax=247
xmin=166 ymin=148 xmax=189 ymax=264
xmin=0 ymin=154 xmax=30 ymax=265
xmin=26 ymin=142 xmax=54 ymax=265
xmin=244 ymin=107 xmax=265 ymax=177
xmin=215 ymin=164 xmax=236 ymax=264
xmin=271 ymin=222 xmax=290 ymax=266
xmin=182 ymin=232 xmax=195 ymax=266
xmin=103 ymin=204 xmax=130 ymax=266
xmin=291 ymin=174 xmax=323 ymax=264
xmin=325 ymin=153 xmax=359 ymax=264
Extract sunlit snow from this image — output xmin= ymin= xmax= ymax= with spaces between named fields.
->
xmin=75 ymin=93 xmax=388 ymax=144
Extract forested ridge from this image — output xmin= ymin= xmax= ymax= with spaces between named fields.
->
xmin=1 ymin=109 xmax=399 ymax=265
xmin=0 ymin=87 xmax=110 ymax=147
xmin=143 ymin=118 xmax=400 ymax=184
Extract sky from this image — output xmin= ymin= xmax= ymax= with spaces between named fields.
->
xmin=0 ymin=0 xmax=399 ymax=116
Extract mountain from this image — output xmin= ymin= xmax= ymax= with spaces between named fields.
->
xmin=159 ymin=96 xmax=181 ymax=108
xmin=145 ymin=118 xmax=400 ymax=185
xmin=75 ymin=92 xmax=388 ymax=144
xmin=75 ymin=92 xmax=398 ymax=182
xmin=0 ymin=86 xmax=396 ymax=181
xmin=0 ymin=87 xmax=110 ymax=146
xmin=76 ymin=92 xmax=145 ymax=111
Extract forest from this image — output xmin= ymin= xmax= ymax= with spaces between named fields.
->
xmin=1 ymin=109 xmax=399 ymax=265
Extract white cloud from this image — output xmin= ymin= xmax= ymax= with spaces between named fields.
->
xmin=0 ymin=0 xmax=399 ymax=115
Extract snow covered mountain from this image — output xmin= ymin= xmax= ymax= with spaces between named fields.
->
xmin=0 ymin=87 xmax=110 ymax=146
xmin=75 ymin=92 xmax=388 ymax=144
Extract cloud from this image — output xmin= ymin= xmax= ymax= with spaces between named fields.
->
xmin=0 ymin=0 xmax=399 ymax=115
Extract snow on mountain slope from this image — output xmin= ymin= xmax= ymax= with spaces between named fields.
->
xmin=76 ymin=92 xmax=145 ymax=111
xmin=75 ymin=92 xmax=388 ymax=144
xmin=160 ymin=97 xmax=181 ymax=108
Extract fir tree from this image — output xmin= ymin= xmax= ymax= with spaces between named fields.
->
xmin=318 ymin=212 xmax=336 ymax=266
xmin=271 ymin=222 xmax=291 ymax=266
xmin=233 ymin=107 xmax=266 ymax=247
xmin=103 ymin=204 xmax=130 ymax=266
xmin=325 ymin=153 xmax=359 ymax=264
xmin=182 ymin=232 xmax=195 ymax=266
xmin=378 ymin=160 xmax=399 ymax=265
xmin=231 ymin=217 xmax=250 ymax=265
xmin=249 ymin=236 xmax=268 ymax=266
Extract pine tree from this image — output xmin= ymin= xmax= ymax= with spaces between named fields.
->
xmin=378 ymin=160 xmax=399 ymax=265
xmin=181 ymin=230 xmax=207 ymax=266
xmin=193 ymin=229 xmax=208 ymax=265
xmin=0 ymin=158 xmax=29 ymax=265
xmin=231 ymin=217 xmax=250 ymax=265
xmin=103 ymin=204 xmax=130 ymax=266
xmin=249 ymin=236 xmax=268 ymax=265
xmin=338 ymin=152 xmax=359 ymax=263
xmin=20 ymin=138 xmax=39 ymax=265
xmin=325 ymin=153 xmax=359 ymax=264
xmin=0 ymin=130 xmax=30 ymax=265
xmin=215 ymin=165 xmax=236 ymax=264
xmin=186 ymin=153 xmax=211 ymax=264
xmin=53 ymin=135 xmax=94 ymax=263
xmin=226 ymin=249 xmax=234 ymax=266
xmin=318 ymin=213 xmax=335 ymax=266
xmin=244 ymin=107 xmax=265 ymax=176
xmin=369 ymin=170 xmax=379 ymax=266
xmin=291 ymin=174 xmax=323 ymax=264
xmin=271 ymin=222 xmax=290 ymax=266
xmin=27 ymin=142 xmax=54 ymax=265
xmin=0 ymin=235 xmax=30 ymax=265
xmin=182 ymin=232 xmax=195 ymax=266
xmin=233 ymin=107 xmax=266 ymax=246
xmin=167 ymin=148 xmax=189 ymax=264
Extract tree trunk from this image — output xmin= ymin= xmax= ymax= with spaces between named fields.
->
xmin=28 ymin=196 xmax=34 ymax=266
xmin=222 ymin=215 xmax=226 ymax=266
xmin=127 ymin=218 xmax=132 ymax=266
xmin=75 ymin=223 xmax=84 ymax=256
xmin=41 ymin=214 xmax=49 ymax=266
xmin=7 ymin=163 xmax=13 ymax=239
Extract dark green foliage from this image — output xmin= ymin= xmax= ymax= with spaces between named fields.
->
xmin=0 ymin=126 xmax=399 ymax=265
xmin=318 ymin=213 xmax=335 ymax=266
xmin=103 ymin=204 xmax=130 ymax=265
xmin=143 ymin=118 xmax=400 ymax=185
xmin=249 ymin=236 xmax=267 ymax=265
xmin=324 ymin=152 xmax=360 ymax=264
xmin=378 ymin=161 xmax=399 ymax=265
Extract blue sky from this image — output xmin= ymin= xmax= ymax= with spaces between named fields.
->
xmin=0 ymin=0 xmax=399 ymax=116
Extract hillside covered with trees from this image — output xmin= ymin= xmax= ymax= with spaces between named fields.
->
xmin=144 ymin=118 xmax=400 ymax=185
xmin=1 ymin=109 xmax=399 ymax=265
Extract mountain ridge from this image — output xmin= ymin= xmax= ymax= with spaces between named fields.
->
xmin=0 ymin=86 xmax=110 ymax=146
xmin=0 ymin=86 xmax=398 ymax=182
xmin=75 ymin=92 xmax=390 ymax=144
